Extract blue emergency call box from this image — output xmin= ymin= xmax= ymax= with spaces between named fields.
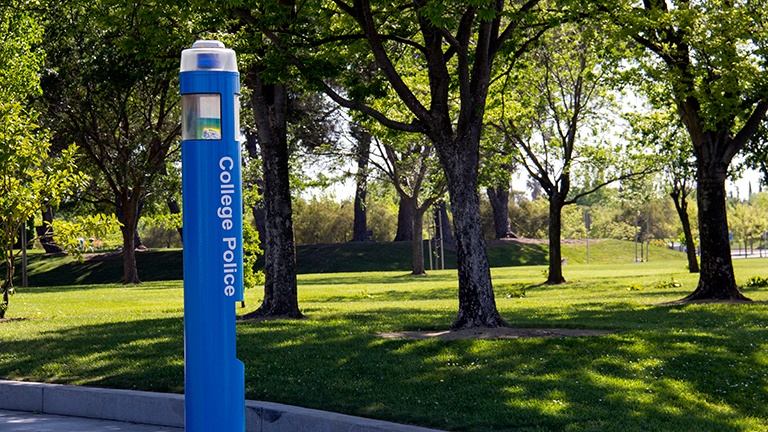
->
xmin=180 ymin=40 xmax=245 ymax=432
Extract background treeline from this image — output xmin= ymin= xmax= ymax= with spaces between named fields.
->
xmin=128 ymin=184 xmax=768 ymax=250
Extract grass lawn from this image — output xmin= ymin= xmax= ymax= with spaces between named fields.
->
xmin=1 ymin=258 xmax=768 ymax=431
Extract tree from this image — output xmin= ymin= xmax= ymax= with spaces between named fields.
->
xmin=0 ymin=6 xmax=107 ymax=317
xmin=610 ymin=0 xmax=768 ymax=301
xmin=0 ymin=105 xmax=85 ymax=318
xmin=40 ymin=1 xmax=189 ymax=284
xmin=369 ymin=131 xmax=446 ymax=274
xmin=238 ymin=65 xmax=303 ymax=319
xmin=480 ymin=153 xmax=517 ymax=239
xmin=492 ymin=23 xmax=649 ymax=284
xmin=350 ymin=124 xmax=372 ymax=242
xmin=393 ymin=197 xmax=414 ymax=242
xmin=260 ymin=0 xmax=575 ymax=328
xmin=625 ymin=107 xmax=700 ymax=272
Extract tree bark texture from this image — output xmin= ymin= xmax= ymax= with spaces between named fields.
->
xmin=684 ymin=170 xmax=748 ymax=300
xmin=116 ymin=192 xmax=142 ymax=284
xmin=670 ymin=190 xmax=699 ymax=273
xmin=487 ymin=184 xmax=515 ymax=239
xmin=547 ymin=195 xmax=566 ymax=284
xmin=241 ymin=68 xmax=302 ymax=319
xmin=36 ymin=206 xmax=63 ymax=254
xmin=394 ymin=198 xmax=413 ymax=242
xmin=352 ymin=130 xmax=371 ymax=242
xmin=437 ymin=136 xmax=508 ymax=330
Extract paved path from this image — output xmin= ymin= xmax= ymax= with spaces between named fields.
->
xmin=0 ymin=409 xmax=183 ymax=432
xmin=0 ymin=380 xmax=446 ymax=432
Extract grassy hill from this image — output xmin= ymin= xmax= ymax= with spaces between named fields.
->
xmin=12 ymin=239 xmax=688 ymax=287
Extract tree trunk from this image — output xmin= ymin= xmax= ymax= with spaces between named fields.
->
xmin=116 ymin=195 xmax=145 ymax=249
xmin=115 ymin=192 xmax=143 ymax=284
xmin=411 ymin=203 xmax=426 ymax=275
xmin=546 ymin=196 xmax=566 ymax=285
xmin=240 ymin=69 xmax=302 ymax=319
xmin=36 ymin=205 xmax=64 ymax=254
xmin=352 ymin=130 xmax=371 ymax=242
xmin=670 ymin=190 xmax=699 ymax=273
xmin=487 ymin=184 xmax=515 ymax=239
xmin=683 ymin=169 xmax=748 ymax=300
xmin=433 ymin=202 xmax=455 ymax=246
xmin=119 ymin=195 xmax=141 ymax=284
xmin=437 ymin=137 xmax=507 ymax=330
xmin=393 ymin=197 xmax=413 ymax=242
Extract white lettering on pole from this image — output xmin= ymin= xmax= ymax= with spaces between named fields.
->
xmin=222 ymin=237 xmax=238 ymax=297
xmin=218 ymin=157 xmax=235 ymax=231
xmin=220 ymin=156 xmax=238 ymax=297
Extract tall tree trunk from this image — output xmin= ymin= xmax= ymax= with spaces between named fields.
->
xmin=116 ymin=195 xmax=145 ymax=249
xmin=437 ymin=137 xmax=507 ymax=330
xmin=352 ymin=129 xmax=371 ymax=242
xmin=684 ymin=170 xmax=748 ymax=300
xmin=36 ymin=205 xmax=63 ymax=254
xmin=118 ymin=193 xmax=141 ymax=284
xmin=547 ymin=196 xmax=566 ymax=285
xmin=670 ymin=190 xmax=699 ymax=273
xmin=433 ymin=202 xmax=455 ymax=246
xmin=487 ymin=184 xmax=514 ymax=239
xmin=393 ymin=197 xmax=413 ymax=242
xmin=240 ymin=69 xmax=302 ymax=319
xmin=411 ymin=203 xmax=426 ymax=275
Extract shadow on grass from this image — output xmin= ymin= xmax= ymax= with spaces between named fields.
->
xmin=234 ymin=304 xmax=768 ymax=432
xmin=3 ymin=302 xmax=767 ymax=432
xmin=0 ymin=317 xmax=185 ymax=393
xmin=12 ymin=251 xmax=184 ymax=287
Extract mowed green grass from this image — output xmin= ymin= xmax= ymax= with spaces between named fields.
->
xmin=2 ymin=258 xmax=768 ymax=431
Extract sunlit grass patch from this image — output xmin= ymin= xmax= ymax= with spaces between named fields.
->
xmin=1 ymin=258 xmax=768 ymax=431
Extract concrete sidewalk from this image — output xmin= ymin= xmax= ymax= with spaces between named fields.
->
xmin=0 ymin=409 xmax=183 ymax=431
xmin=0 ymin=380 xmax=446 ymax=432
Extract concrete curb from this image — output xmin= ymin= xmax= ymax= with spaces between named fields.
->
xmin=0 ymin=380 xmax=446 ymax=432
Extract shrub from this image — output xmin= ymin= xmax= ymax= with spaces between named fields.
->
xmin=745 ymin=275 xmax=768 ymax=288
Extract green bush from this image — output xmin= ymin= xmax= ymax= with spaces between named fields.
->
xmin=745 ymin=275 xmax=768 ymax=288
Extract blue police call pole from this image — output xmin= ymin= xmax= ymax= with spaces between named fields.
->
xmin=180 ymin=40 xmax=245 ymax=432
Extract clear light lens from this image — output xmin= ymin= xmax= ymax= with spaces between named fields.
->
xmin=180 ymin=40 xmax=238 ymax=72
